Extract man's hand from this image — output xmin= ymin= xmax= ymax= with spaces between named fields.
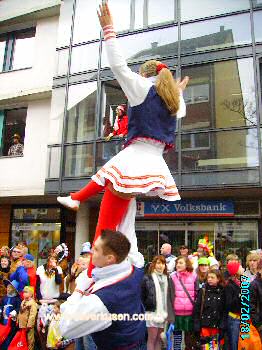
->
xmin=97 ymin=1 xmax=114 ymax=28
xmin=105 ymin=133 xmax=113 ymax=141
xmin=177 ymin=76 xmax=190 ymax=91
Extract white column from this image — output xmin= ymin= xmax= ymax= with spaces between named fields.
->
xmin=75 ymin=202 xmax=90 ymax=258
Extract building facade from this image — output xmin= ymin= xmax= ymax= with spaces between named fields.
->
xmin=1 ymin=0 xmax=262 ymax=265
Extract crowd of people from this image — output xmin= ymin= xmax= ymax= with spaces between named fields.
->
xmin=0 ymin=239 xmax=261 ymax=349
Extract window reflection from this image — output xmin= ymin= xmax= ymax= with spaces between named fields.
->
xmin=56 ymin=49 xmax=69 ymax=76
xmin=181 ymin=14 xmax=251 ymax=54
xmin=99 ymin=80 xmax=127 ymax=138
xmin=64 ymin=143 xmax=93 ymax=177
xmin=148 ymin=0 xmax=175 ymax=26
xmin=73 ymin=0 xmax=131 ymax=44
xmin=181 ymin=58 xmax=257 ymax=130
xmin=96 ymin=140 xmax=124 ymax=171
xmin=56 ymin=0 xmax=74 ymax=47
xmin=101 ymin=26 xmax=178 ymax=67
xmin=181 ymin=129 xmax=258 ymax=171
xmin=254 ymin=11 xmax=262 ymax=42
xmin=181 ymin=0 xmax=249 ymax=21
xmin=12 ymin=30 xmax=35 ymax=70
xmin=47 ymin=146 xmax=61 ymax=179
xmin=66 ymin=82 xmax=97 ymax=142
xmin=134 ymin=0 xmax=144 ymax=29
xmin=71 ymin=42 xmax=99 ymax=73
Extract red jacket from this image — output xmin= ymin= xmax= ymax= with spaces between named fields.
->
xmin=113 ymin=115 xmax=128 ymax=136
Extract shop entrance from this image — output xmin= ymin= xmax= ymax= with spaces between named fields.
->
xmin=135 ymin=220 xmax=258 ymax=266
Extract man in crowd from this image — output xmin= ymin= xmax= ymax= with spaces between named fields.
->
xmin=160 ymin=243 xmax=176 ymax=274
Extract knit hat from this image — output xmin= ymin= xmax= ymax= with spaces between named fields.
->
xmin=23 ymin=286 xmax=34 ymax=296
xmin=198 ymin=257 xmax=210 ymax=266
xmin=24 ymin=254 xmax=34 ymax=262
xmin=80 ymin=242 xmax=92 ymax=255
xmin=227 ymin=261 xmax=241 ymax=276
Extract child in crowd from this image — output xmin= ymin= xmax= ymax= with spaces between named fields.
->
xmin=46 ymin=301 xmax=63 ymax=349
xmin=17 ymin=286 xmax=38 ymax=350
xmin=58 ymin=1 xmax=189 ymax=276
xmin=193 ymin=270 xmax=225 ymax=349
xmin=0 ymin=255 xmax=11 ymax=302
xmin=195 ymin=257 xmax=209 ymax=291
xmin=0 ymin=279 xmax=21 ymax=349
xmin=224 ymin=260 xmax=244 ymax=350
xmin=168 ymin=256 xmax=197 ymax=350
xmin=141 ymin=255 xmax=168 ymax=350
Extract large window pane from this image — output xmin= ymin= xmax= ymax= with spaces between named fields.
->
xmin=215 ymin=221 xmax=257 ymax=266
xmin=181 ymin=0 xmax=250 ymax=22
xmin=71 ymin=42 xmax=99 ymax=73
xmin=73 ymin=0 xmax=131 ymax=44
xmin=181 ymin=59 xmax=257 ymax=131
xmin=47 ymin=146 xmax=61 ymax=179
xmin=102 ymin=26 xmax=178 ymax=67
xmin=66 ymin=82 xmax=97 ymax=142
xmin=0 ymin=37 xmax=5 ymax=70
xmin=163 ymin=144 xmax=178 ymax=173
xmin=64 ymin=143 xmax=94 ymax=177
xmin=252 ymin=0 xmax=262 ymax=8
xmin=181 ymin=14 xmax=251 ymax=54
xmin=148 ymin=0 xmax=175 ymax=26
xmin=134 ymin=0 xmax=144 ymax=29
xmin=181 ymin=129 xmax=258 ymax=171
xmin=254 ymin=11 xmax=262 ymax=42
xmin=96 ymin=140 xmax=123 ymax=171
xmin=99 ymin=80 xmax=127 ymax=138
xmin=57 ymin=0 xmax=74 ymax=47
xmin=49 ymin=88 xmax=66 ymax=144
xmin=12 ymin=30 xmax=35 ymax=70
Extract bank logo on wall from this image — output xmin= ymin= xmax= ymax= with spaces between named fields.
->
xmin=136 ymin=200 xmax=234 ymax=217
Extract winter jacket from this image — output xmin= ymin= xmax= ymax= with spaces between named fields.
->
xmin=141 ymin=274 xmax=156 ymax=311
xmin=224 ymin=279 xmax=241 ymax=314
xmin=17 ymin=298 xmax=38 ymax=328
xmin=10 ymin=266 xmax=29 ymax=292
xmin=193 ymin=283 xmax=225 ymax=332
xmin=167 ymin=271 xmax=196 ymax=320
xmin=250 ymin=273 xmax=262 ymax=327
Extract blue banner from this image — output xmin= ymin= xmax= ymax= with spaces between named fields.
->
xmin=136 ymin=200 xmax=234 ymax=217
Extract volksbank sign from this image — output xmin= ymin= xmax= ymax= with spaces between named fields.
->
xmin=136 ymin=200 xmax=234 ymax=217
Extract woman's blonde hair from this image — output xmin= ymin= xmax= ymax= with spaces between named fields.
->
xmin=139 ymin=60 xmax=180 ymax=116
xmin=246 ymin=252 xmax=260 ymax=268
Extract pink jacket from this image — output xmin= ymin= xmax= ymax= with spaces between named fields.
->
xmin=171 ymin=271 xmax=196 ymax=316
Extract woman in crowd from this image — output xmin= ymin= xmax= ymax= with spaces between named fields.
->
xmin=195 ymin=257 xmax=209 ymax=291
xmin=168 ymin=256 xmax=197 ymax=350
xmin=224 ymin=260 xmax=244 ymax=350
xmin=245 ymin=251 xmax=260 ymax=282
xmin=141 ymin=255 xmax=168 ymax=350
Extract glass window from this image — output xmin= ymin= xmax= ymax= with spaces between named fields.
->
xmin=181 ymin=14 xmax=251 ymax=54
xmin=70 ymin=42 xmax=99 ymax=74
xmin=64 ymin=143 xmax=94 ymax=177
xmin=181 ymin=0 xmax=250 ymax=22
xmin=56 ymin=49 xmax=69 ymax=76
xmin=96 ymin=140 xmax=124 ymax=171
xmin=252 ymin=0 xmax=262 ymax=8
xmin=66 ymin=82 xmax=98 ymax=142
xmin=134 ymin=0 xmax=144 ymax=29
xmin=57 ymin=0 xmax=74 ymax=47
xmin=181 ymin=58 xmax=257 ymax=131
xmin=254 ymin=11 xmax=262 ymax=42
xmin=181 ymin=128 xmax=259 ymax=171
xmin=148 ymin=0 xmax=175 ymax=26
xmin=11 ymin=30 xmax=35 ymax=70
xmin=99 ymin=80 xmax=127 ymax=138
xmin=163 ymin=145 xmax=178 ymax=173
xmin=215 ymin=221 xmax=257 ymax=266
xmin=47 ymin=146 xmax=61 ymax=179
xmin=0 ymin=108 xmax=27 ymax=157
xmin=0 ymin=37 xmax=6 ymax=70
xmin=73 ymin=0 xmax=131 ymax=44
xmin=49 ymin=88 xmax=67 ymax=144
xmin=11 ymin=221 xmax=61 ymax=266
xmin=101 ymin=26 xmax=178 ymax=68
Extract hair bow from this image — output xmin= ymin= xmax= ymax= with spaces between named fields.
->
xmin=156 ymin=63 xmax=168 ymax=74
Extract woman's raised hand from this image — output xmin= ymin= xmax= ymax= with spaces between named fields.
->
xmin=97 ymin=1 xmax=114 ymax=28
xmin=177 ymin=76 xmax=190 ymax=91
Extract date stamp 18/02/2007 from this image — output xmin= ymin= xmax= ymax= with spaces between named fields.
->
xmin=240 ymin=275 xmax=251 ymax=340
